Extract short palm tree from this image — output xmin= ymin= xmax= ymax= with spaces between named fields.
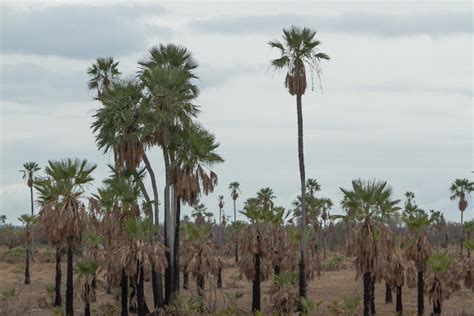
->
xmin=75 ymin=259 xmax=100 ymax=316
xmin=426 ymin=251 xmax=454 ymax=316
xmin=35 ymin=158 xmax=96 ymax=316
xmin=87 ymin=57 xmax=121 ymax=98
xmin=450 ymin=178 xmax=474 ymax=254
xmin=340 ymin=179 xmax=400 ymax=316
xmin=269 ymin=26 xmax=329 ymax=299
xmin=18 ymin=214 xmax=36 ymax=284
xmin=403 ymin=201 xmax=438 ymax=316
xmin=239 ymin=197 xmax=273 ymax=312
xmin=229 ymin=181 xmax=241 ymax=262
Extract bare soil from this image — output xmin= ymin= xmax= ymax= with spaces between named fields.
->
xmin=0 ymin=252 xmax=472 ymax=315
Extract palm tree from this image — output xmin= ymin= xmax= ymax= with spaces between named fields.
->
xmin=94 ymin=167 xmax=144 ymax=316
xmin=171 ymin=122 xmax=223 ymax=296
xmin=269 ymin=26 xmax=330 ymax=299
xmin=35 ymin=158 xmax=96 ymax=316
xmin=403 ymin=200 xmax=438 ymax=316
xmin=257 ymin=187 xmax=275 ymax=209
xmin=306 ymin=178 xmax=321 ymax=197
xmin=450 ymin=178 xmax=474 ymax=255
xmin=35 ymin=177 xmax=63 ymax=307
xmin=75 ymin=259 xmax=99 ymax=316
xmin=217 ymin=195 xmax=225 ymax=244
xmin=229 ymin=181 xmax=241 ymax=262
xmin=426 ymin=251 xmax=454 ymax=316
xmin=18 ymin=214 xmax=36 ymax=284
xmin=87 ymin=57 xmax=121 ymax=98
xmin=340 ymin=179 xmax=400 ymax=316
xmin=139 ymin=44 xmax=200 ymax=303
xmin=239 ymin=197 xmax=273 ymax=312
xmin=20 ymin=162 xmax=41 ymax=216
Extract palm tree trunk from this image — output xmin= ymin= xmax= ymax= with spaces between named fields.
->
xmin=363 ymin=272 xmax=372 ymax=316
xmin=183 ymin=271 xmax=189 ymax=289
xmin=66 ymin=243 xmax=74 ymax=316
xmin=234 ymin=199 xmax=238 ymax=263
xmin=162 ymin=147 xmax=173 ymax=304
xmin=143 ymin=154 xmax=160 ymax=226
xmin=460 ymin=210 xmax=464 ymax=255
xmin=252 ymin=253 xmax=261 ymax=312
xmin=173 ymin=196 xmax=181 ymax=295
xmin=24 ymin=244 xmax=30 ymax=284
xmin=29 ymin=186 xmax=36 ymax=260
xmin=417 ymin=267 xmax=424 ymax=316
xmin=385 ymin=283 xmax=392 ymax=303
xmin=84 ymin=284 xmax=91 ymax=316
xmin=121 ymin=269 xmax=128 ymax=316
xmin=151 ymin=267 xmax=163 ymax=309
xmin=54 ymin=247 xmax=62 ymax=307
xmin=137 ymin=263 xmax=146 ymax=316
xmin=296 ymin=94 xmax=307 ymax=299
xmin=396 ymin=285 xmax=402 ymax=314
xmin=432 ymin=299 xmax=441 ymax=315
xmin=371 ymin=277 xmax=376 ymax=314
xmin=217 ymin=267 xmax=223 ymax=288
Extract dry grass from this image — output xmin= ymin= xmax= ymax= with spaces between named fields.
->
xmin=0 ymin=252 xmax=472 ymax=315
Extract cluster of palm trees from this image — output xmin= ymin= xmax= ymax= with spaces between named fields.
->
xmin=13 ymin=24 xmax=473 ymax=316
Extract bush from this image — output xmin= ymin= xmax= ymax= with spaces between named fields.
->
xmin=324 ymin=255 xmax=345 ymax=271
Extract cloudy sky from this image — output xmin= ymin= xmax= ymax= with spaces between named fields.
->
xmin=0 ymin=1 xmax=472 ymax=225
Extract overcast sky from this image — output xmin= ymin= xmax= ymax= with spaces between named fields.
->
xmin=0 ymin=1 xmax=472 ymax=225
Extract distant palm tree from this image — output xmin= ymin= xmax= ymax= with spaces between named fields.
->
xmin=20 ymin=162 xmax=41 ymax=216
xmin=218 ymin=195 xmax=225 ymax=245
xmin=87 ymin=57 xmax=121 ymax=98
xmin=36 ymin=158 xmax=96 ymax=316
xmin=450 ymin=178 xmax=474 ymax=255
xmin=18 ymin=214 xmax=36 ymax=284
xmin=257 ymin=187 xmax=275 ymax=210
xmin=229 ymin=181 xmax=241 ymax=262
xmin=269 ymin=26 xmax=329 ymax=299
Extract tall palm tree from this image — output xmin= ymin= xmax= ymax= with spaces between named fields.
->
xmin=20 ymin=162 xmax=41 ymax=216
xmin=269 ymin=26 xmax=330 ymax=299
xmin=229 ymin=181 xmax=241 ymax=262
xmin=18 ymin=214 xmax=36 ymax=284
xmin=340 ymin=179 xmax=400 ymax=316
xmin=306 ymin=178 xmax=321 ymax=197
xmin=139 ymin=44 xmax=200 ymax=303
xmin=171 ymin=122 xmax=223 ymax=295
xmin=450 ymin=178 xmax=474 ymax=255
xmin=35 ymin=158 xmax=96 ymax=316
xmin=87 ymin=57 xmax=121 ymax=98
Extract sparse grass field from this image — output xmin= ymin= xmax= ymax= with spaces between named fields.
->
xmin=1 ymin=247 xmax=472 ymax=315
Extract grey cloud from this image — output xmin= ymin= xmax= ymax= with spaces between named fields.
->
xmin=198 ymin=63 xmax=265 ymax=89
xmin=351 ymin=82 xmax=472 ymax=97
xmin=0 ymin=63 xmax=91 ymax=107
xmin=189 ymin=10 xmax=472 ymax=37
xmin=0 ymin=4 xmax=170 ymax=59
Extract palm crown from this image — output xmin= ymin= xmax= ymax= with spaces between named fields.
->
xmin=88 ymin=57 xmax=121 ymax=97
xmin=450 ymin=178 xmax=474 ymax=212
xmin=269 ymin=26 xmax=330 ymax=96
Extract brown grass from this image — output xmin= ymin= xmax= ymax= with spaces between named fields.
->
xmin=0 ymin=252 xmax=472 ymax=315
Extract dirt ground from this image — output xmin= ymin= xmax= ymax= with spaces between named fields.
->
xmin=0 ymin=255 xmax=472 ymax=315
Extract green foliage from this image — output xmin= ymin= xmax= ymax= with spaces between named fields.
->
xmin=427 ymin=251 xmax=453 ymax=275
xmin=324 ymin=255 xmax=345 ymax=271
xmin=45 ymin=284 xmax=55 ymax=295
xmin=215 ymin=292 xmax=244 ymax=316
xmin=75 ymin=259 xmax=99 ymax=277
xmin=165 ymin=295 xmax=203 ymax=315
xmin=464 ymin=239 xmax=474 ymax=251
xmin=1 ymin=288 xmax=16 ymax=299
xmin=328 ymin=295 xmax=361 ymax=315
xmin=123 ymin=217 xmax=153 ymax=241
